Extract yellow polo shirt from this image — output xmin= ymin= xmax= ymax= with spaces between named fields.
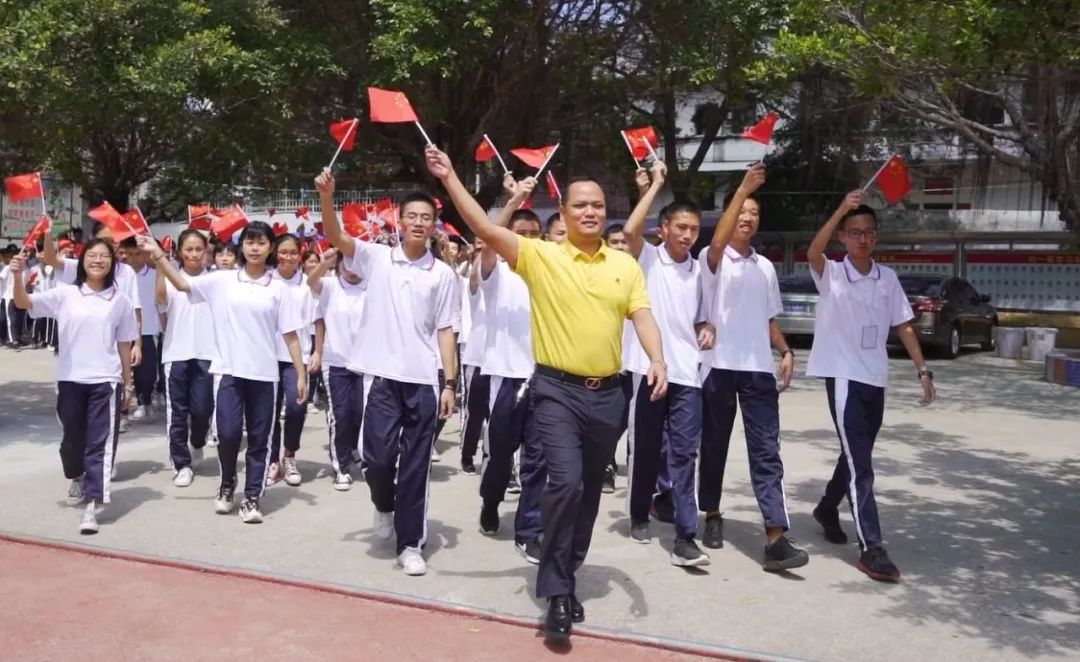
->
xmin=513 ymin=237 xmax=650 ymax=377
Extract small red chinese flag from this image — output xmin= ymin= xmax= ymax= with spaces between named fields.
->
xmin=272 ymin=222 xmax=289 ymax=237
xmin=511 ymin=145 xmax=557 ymax=169
xmin=211 ymin=206 xmax=249 ymax=240
xmin=874 ymin=155 xmax=913 ymax=205
xmin=122 ymin=208 xmax=151 ymax=234
xmin=624 ymin=126 xmax=659 ymax=160
xmin=5 ymin=172 xmax=44 ymax=202
xmin=545 ymin=171 xmax=561 ymax=201
xmin=742 ymin=112 xmax=779 ymax=146
xmin=88 ymin=202 xmax=135 ymax=242
xmin=475 ymin=136 xmax=497 ymax=162
xmin=160 ymin=236 xmax=174 ymax=253
xmin=329 ymin=119 xmax=359 ymax=151
xmin=441 ymin=222 xmax=462 ymax=238
xmin=342 ymin=202 xmax=367 ymax=233
xmin=295 ymin=206 xmax=310 ymax=220
xmin=188 ymin=204 xmax=209 ymax=222
xmin=22 ymin=215 xmax=50 ymax=249
xmin=367 ymin=87 xmax=420 ymax=123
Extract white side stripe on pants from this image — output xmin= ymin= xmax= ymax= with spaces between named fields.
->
xmin=832 ymin=378 xmax=867 ymax=549
xmin=323 ymin=365 xmax=340 ymax=473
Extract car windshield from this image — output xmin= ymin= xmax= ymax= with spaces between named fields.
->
xmin=899 ymin=275 xmax=943 ymax=297
xmin=779 ymin=274 xmax=818 ymax=294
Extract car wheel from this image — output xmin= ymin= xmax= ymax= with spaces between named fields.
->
xmin=943 ymin=324 xmax=961 ymax=359
xmin=981 ymin=320 xmax=998 ymax=352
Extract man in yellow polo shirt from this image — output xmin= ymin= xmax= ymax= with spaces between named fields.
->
xmin=426 ymin=146 xmax=668 ymax=641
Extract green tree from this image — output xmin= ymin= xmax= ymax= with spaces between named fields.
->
xmin=0 ymin=0 xmax=337 ymax=217
xmin=757 ymin=0 xmax=1080 ymax=232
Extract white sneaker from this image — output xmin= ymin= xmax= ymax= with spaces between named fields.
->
xmin=282 ymin=456 xmax=302 ymax=486
xmin=191 ymin=446 xmax=204 ymax=464
xmin=397 ymin=548 xmax=427 ymax=576
xmin=130 ymin=405 xmax=147 ymax=421
xmin=173 ymin=467 xmax=194 ymax=487
xmin=332 ymin=472 xmax=353 ymax=491
xmin=372 ymin=509 xmax=394 ymax=541
xmin=206 ymin=436 xmax=219 ymax=448
xmin=79 ymin=501 xmax=99 ymax=535
xmin=265 ymin=462 xmax=282 ymax=487
xmin=66 ymin=478 xmax=85 ymax=505
xmin=117 ymin=417 xmax=131 ymax=433
xmin=214 ymin=485 xmax=236 ymax=514
xmin=239 ymin=498 xmax=263 ymax=524
xmin=430 ymin=446 xmax=442 ymax=463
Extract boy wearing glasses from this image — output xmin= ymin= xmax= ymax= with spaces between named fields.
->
xmin=807 ymin=190 xmax=936 ymax=582
xmin=317 ymin=170 xmax=459 ymax=578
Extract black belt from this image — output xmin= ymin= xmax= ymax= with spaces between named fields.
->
xmin=535 ymin=364 xmax=622 ymax=391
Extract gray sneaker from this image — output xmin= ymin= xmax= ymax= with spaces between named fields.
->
xmin=66 ymin=478 xmax=85 ymax=506
xmin=79 ymin=501 xmax=100 ymax=535
xmin=629 ymin=520 xmax=651 ymax=544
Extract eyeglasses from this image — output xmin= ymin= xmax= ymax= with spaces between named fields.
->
xmin=845 ymin=229 xmax=878 ymax=240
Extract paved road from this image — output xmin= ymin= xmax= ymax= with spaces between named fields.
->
xmin=1 ymin=346 xmax=1077 ymax=661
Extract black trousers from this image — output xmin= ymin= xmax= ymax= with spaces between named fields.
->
xmin=271 ymin=361 xmax=307 ymax=462
xmin=215 ymin=375 xmax=276 ymax=500
xmin=56 ymin=381 xmax=121 ymax=504
xmin=532 ymin=371 xmax=628 ymax=598
xmin=324 ymin=365 xmax=364 ymax=474
xmin=164 ymin=359 xmax=213 ymax=470
xmin=133 ymin=335 xmax=158 ymax=406
xmin=460 ymin=365 xmax=490 ymax=461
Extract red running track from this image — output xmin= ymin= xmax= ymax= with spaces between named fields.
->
xmin=0 ymin=539 xmax=738 ymax=661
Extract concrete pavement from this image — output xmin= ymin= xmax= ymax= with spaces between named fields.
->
xmin=0 ymin=346 xmax=1077 ymax=661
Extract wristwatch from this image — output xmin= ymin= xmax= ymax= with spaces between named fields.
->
xmin=918 ymin=368 xmax=934 ymax=380
xmin=443 ymin=379 xmax=458 ymax=390
xmin=780 ymin=349 xmax=795 ymax=359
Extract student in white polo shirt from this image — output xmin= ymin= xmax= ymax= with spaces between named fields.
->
xmin=475 ymin=177 xmax=547 ymax=564
xmin=698 ymin=164 xmax=809 ymax=572
xmin=137 ymin=222 xmax=307 ymax=524
xmin=122 ymin=236 xmax=162 ymax=421
xmin=44 ymin=223 xmax=143 ymax=436
xmin=307 ymin=247 xmax=368 ymax=491
xmin=156 ymin=229 xmax=217 ymax=488
xmin=266 ymin=233 xmax=321 ymax=488
xmin=458 ymin=243 xmax=490 ymax=476
xmin=317 ymin=170 xmax=458 ymax=577
xmin=621 ymin=161 xmax=715 ymax=566
xmin=10 ymin=240 xmax=137 ymax=535
xmin=807 ymin=191 xmax=936 ymax=583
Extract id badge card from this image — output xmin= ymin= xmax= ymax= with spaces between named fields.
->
xmin=861 ymin=325 xmax=879 ymax=350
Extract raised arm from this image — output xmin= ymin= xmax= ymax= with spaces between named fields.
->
xmin=41 ymin=231 xmax=63 ymax=269
xmin=625 ymin=161 xmax=667 ymax=259
xmin=481 ymin=176 xmax=537 ymax=280
xmin=705 ymin=164 xmax=766 ymax=272
xmin=306 ymin=248 xmax=337 ymax=296
xmin=9 ymin=253 xmax=32 ymax=310
xmin=155 ymin=263 xmax=168 ymax=305
xmin=426 ymin=146 xmax=521 ymax=270
xmin=135 ymin=235 xmax=191 ymax=293
xmin=809 ymin=190 xmax=862 ymax=278
xmin=315 ymin=169 xmax=354 ymax=257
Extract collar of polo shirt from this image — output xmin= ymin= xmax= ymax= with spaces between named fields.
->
xmin=237 ymin=269 xmax=273 ymax=286
xmin=562 ymin=240 xmax=610 ymax=263
xmin=843 ymin=255 xmax=881 ymax=281
xmin=391 ymin=244 xmax=436 ymax=270
xmin=79 ymin=283 xmax=117 ymax=300
xmin=657 ymin=242 xmax=694 ymax=270
xmin=724 ymin=244 xmax=758 ymax=262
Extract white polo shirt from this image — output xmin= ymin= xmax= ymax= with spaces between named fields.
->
xmin=29 ymin=283 xmax=139 ymax=383
xmin=187 ymin=269 xmax=302 ymax=382
xmin=699 ymin=246 xmax=782 ymax=375
xmin=480 ymin=260 xmax=534 ymax=379
xmin=58 ymin=258 xmax=141 ymax=312
xmin=344 ymin=240 xmax=458 ymax=385
xmin=272 ymin=269 xmax=316 ymax=364
xmin=461 ymin=284 xmax=487 ymax=368
xmin=161 ymin=270 xmax=217 ymax=363
xmin=807 ymin=257 xmax=914 ymax=388
xmin=458 ymin=275 xmax=473 ymax=346
xmin=0 ymin=266 xmax=9 ymax=299
xmin=624 ymin=243 xmax=705 ymax=387
xmin=316 ymin=275 xmax=367 ymax=369
xmin=134 ymin=265 xmax=161 ymax=335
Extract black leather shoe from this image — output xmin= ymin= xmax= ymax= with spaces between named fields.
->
xmin=545 ymin=595 xmax=572 ymax=639
xmin=569 ymin=594 xmax=584 ymax=623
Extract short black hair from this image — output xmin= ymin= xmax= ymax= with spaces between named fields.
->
xmin=545 ymin=214 xmax=564 ymax=232
xmin=661 ymin=201 xmax=701 ymax=222
xmin=603 ymin=224 xmax=625 ymax=240
xmin=75 ymin=238 xmax=117 ymax=289
xmin=841 ymin=204 xmax=878 ymax=230
xmin=177 ymin=228 xmax=207 ymax=250
xmin=564 ymin=177 xmax=603 ymax=203
xmin=509 ymin=209 xmax=541 ymax=226
xmin=236 ymin=221 xmax=277 ymax=266
xmin=722 ymin=190 xmax=760 ymax=211
xmin=119 ymin=236 xmax=138 ymax=249
xmin=398 ymin=191 xmax=438 ymax=216
xmin=274 ymin=233 xmax=303 ymax=253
